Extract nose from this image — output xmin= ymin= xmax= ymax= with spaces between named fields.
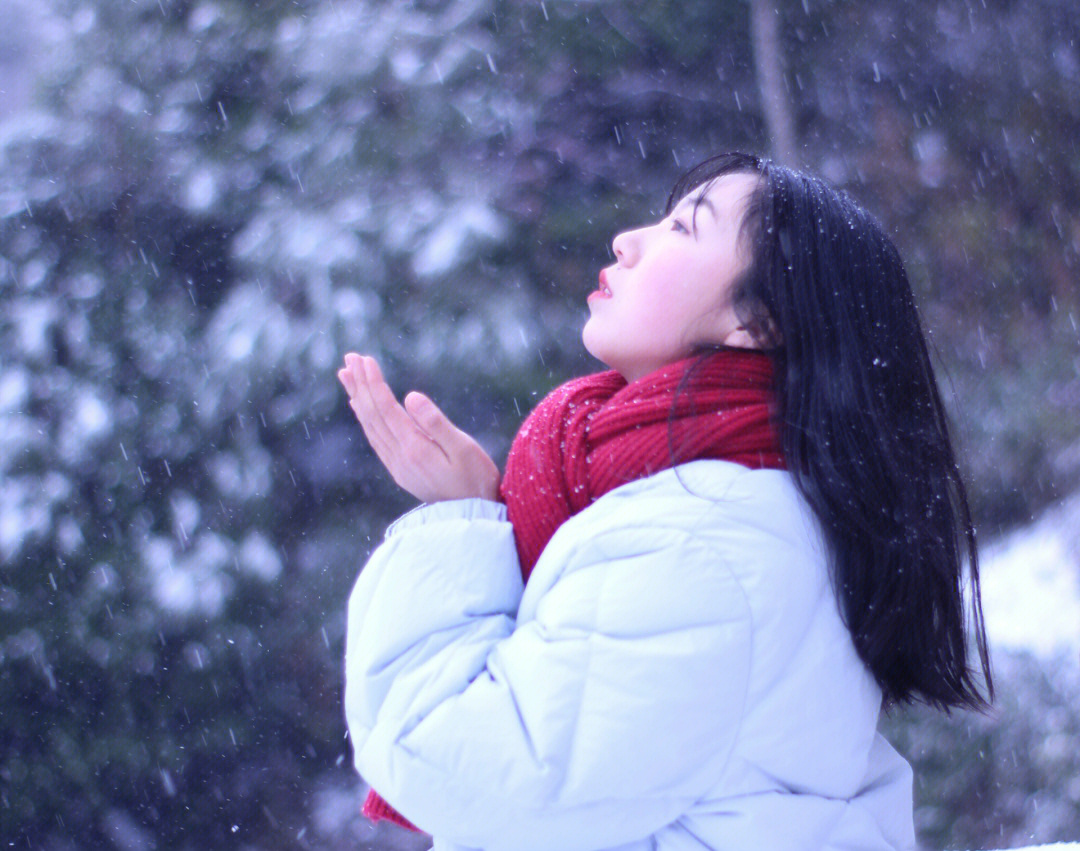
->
xmin=611 ymin=225 xmax=644 ymax=267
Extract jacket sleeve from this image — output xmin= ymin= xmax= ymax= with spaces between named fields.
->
xmin=343 ymin=499 xmax=753 ymax=851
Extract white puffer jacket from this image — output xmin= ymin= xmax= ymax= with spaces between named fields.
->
xmin=344 ymin=460 xmax=916 ymax=851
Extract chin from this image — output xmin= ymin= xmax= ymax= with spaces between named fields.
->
xmin=581 ymin=327 xmax=606 ymax=360
xmin=581 ymin=324 xmax=598 ymax=358
xmin=581 ymin=338 xmax=613 ymax=373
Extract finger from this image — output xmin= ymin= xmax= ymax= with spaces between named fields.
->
xmin=338 ymin=366 xmax=357 ymax=398
xmin=350 ymin=392 xmax=400 ymax=477
xmin=343 ymin=358 xmax=369 ymax=412
xmin=343 ymin=352 xmax=363 ymax=372
xmin=404 ymin=392 xmax=475 ymax=455
xmin=340 ymin=353 xmax=370 ymax=404
xmin=351 ymin=358 xmax=399 ymax=456
xmin=363 ymin=358 xmax=445 ymax=460
xmin=356 ymin=359 xmax=443 ymax=489
xmin=365 ymin=425 xmax=399 ymax=478
xmin=343 ymin=358 xmax=399 ymax=467
xmin=356 ymin=359 xmax=447 ymax=497
xmin=404 ymin=392 xmax=460 ymax=445
xmin=343 ymin=352 xmax=367 ymax=393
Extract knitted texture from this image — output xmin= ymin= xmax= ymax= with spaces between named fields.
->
xmin=360 ymin=792 xmax=417 ymax=830
xmin=361 ymin=348 xmax=784 ymax=832
xmin=502 ymin=348 xmax=784 ymax=578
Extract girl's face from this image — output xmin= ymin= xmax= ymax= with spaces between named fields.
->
xmin=582 ymin=172 xmax=760 ymax=382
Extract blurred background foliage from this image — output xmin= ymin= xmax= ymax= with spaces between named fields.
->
xmin=1 ymin=0 xmax=1078 ymax=848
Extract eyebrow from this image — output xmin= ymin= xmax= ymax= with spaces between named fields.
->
xmin=672 ymin=193 xmax=718 ymax=234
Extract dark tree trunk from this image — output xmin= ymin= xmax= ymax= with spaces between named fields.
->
xmin=749 ymin=0 xmax=798 ymax=165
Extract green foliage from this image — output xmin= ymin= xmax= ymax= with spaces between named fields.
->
xmin=2 ymin=0 xmax=1079 ymax=847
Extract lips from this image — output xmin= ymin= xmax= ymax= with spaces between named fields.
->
xmin=588 ymin=269 xmax=613 ymax=301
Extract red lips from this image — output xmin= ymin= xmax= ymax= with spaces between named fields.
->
xmin=588 ymin=269 xmax=613 ymax=302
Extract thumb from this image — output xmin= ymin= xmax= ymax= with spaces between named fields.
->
xmin=404 ymin=391 xmax=452 ymax=437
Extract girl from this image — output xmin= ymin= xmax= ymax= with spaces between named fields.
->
xmin=337 ymin=152 xmax=992 ymax=851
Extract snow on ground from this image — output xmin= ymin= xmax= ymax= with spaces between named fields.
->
xmin=972 ymin=845 xmax=1080 ymax=851
xmin=979 ymin=489 xmax=1080 ymax=663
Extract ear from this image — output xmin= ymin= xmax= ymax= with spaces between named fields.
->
xmin=721 ymin=325 xmax=761 ymax=349
xmin=721 ymin=312 xmax=782 ymax=350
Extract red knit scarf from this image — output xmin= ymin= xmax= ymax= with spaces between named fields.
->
xmin=362 ymin=348 xmax=785 ymax=831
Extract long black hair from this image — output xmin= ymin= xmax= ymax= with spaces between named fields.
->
xmin=669 ymin=152 xmax=992 ymax=712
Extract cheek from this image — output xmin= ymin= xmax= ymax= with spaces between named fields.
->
xmin=640 ymin=252 xmax=691 ymax=288
xmin=623 ymin=290 xmax=699 ymax=352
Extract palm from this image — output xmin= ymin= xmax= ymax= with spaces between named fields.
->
xmin=337 ymin=354 xmax=501 ymax=503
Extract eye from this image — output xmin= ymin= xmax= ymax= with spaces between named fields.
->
xmin=671 ymin=218 xmax=691 ymax=234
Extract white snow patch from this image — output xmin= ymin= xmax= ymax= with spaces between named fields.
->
xmin=171 ymin=492 xmax=201 ymax=540
xmin=310 ymin=784 xmax=365 ymax=837
xmin=55 ymin=515 xmax=84 ymax=555
xmin=21 ymin=258 xmax=50 ymax=289
xmin=0 ymin=479 xmax=49 ymax=560
xmin=188 ymin=3 xmax=221 ymax=33
xmin=0 ymin=368 xmax=30 ymax=412
xmin=275 ymin=16 xmax=304 ymax=46
xmin=205 ymin=284 xmax=292 ymax=380
xmin=980 ymin=490 xmax=1080 ymax=661
xmin=412 ymin=201 xmax=507 ymax=278
xmin=390 ymin=47 xmax=424 ymax=82
xmin=225 ymin=326 xmax=255 ymax=361
xmin=115 ymin=84 xmax=147 ymax=117
xmin=238 ymin=532 xmax=283 ymax=582
xmin=69 ymin=272 xmax=103 ymax=299
xmin=913 ymin=130 xmax=948 ymax=188
xmin=71 ymin=6 xmax=95 ymax=35
xmin=332 ymin=287 xmax=376 ymax=324
xmin=58 ymin=388 xmax=113 ymax=463
xmin=233 ymin=206 xmax=362 ymax=270
xmin=13 ymin=298 xmax=56 ymax=357
xmin=957 ymin=845 xmax=1080 ymax=851
xmin=75 ymin=391 xmax=111 ymax=437
xmin=0 ymin=110 xmax=62 ymax=163
xmin=206 ymin=446 xmax=272 ymax=500
xmin=145 ymin=532 xmax=233 ymax=619
xmin=0 ymin=473 xmax=70 ymax=560
xmin=183 ymin=167 xmax=219 ymax=213
xmin=284 ymin=219 xmax=324 ymax=260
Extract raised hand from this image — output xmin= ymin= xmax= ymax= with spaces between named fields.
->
xmin=337 ymin=353 xmax=502 ymax=504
